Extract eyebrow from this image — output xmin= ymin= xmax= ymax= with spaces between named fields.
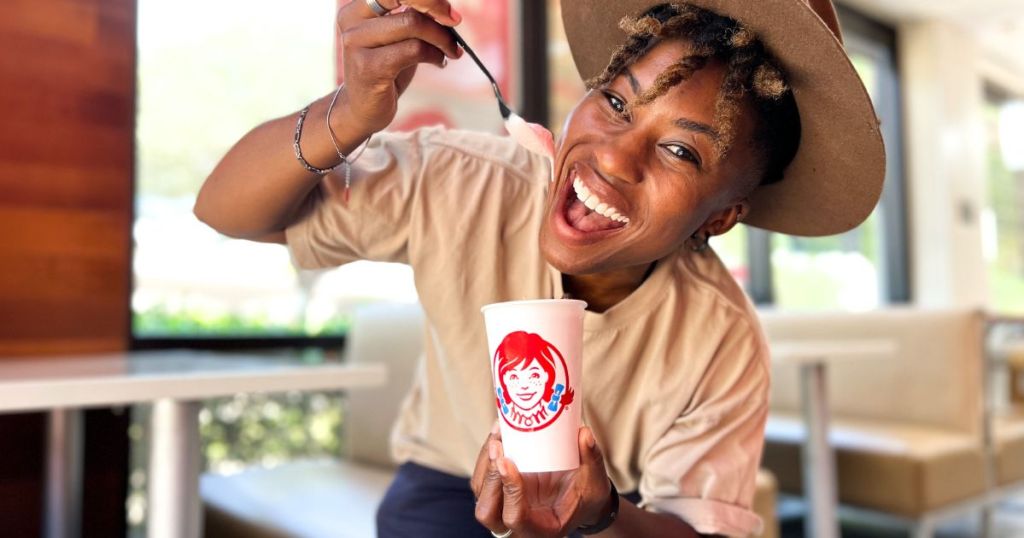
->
xmin=624 ymin=69 xmax=641 ymax=95
xmin=675 ymin=118 xmax=721 ymax=142
xmin=623 ymin=69 xmax=721 ymax=143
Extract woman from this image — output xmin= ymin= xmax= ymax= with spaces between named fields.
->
xmin=195 ymin=0 xmax=884 ymax=536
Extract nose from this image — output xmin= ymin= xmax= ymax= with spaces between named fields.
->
xmin=592 ymin=130 xmax=646 ymax=185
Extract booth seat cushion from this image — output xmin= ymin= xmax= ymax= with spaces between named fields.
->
xmin=753 ymin=469 xmax=779 ymax=538
xmin=995 ymin=413 xmax=1024 ymax=485
xmin=201 ymin=459 xmax=394 ymax=538
xmin=763 ymin=413 xmax=987 ymax=517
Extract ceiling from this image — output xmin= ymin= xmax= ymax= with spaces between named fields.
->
xmin=841 ymin=0 xmax=1024 ymax=80
xmin=841 ymin=0 xmax=1024 ymax=23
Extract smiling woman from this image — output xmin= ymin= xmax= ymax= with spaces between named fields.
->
xmin=194 ymin=1 xmax=884 ymax=537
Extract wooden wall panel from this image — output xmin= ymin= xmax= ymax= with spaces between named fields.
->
xmin=0 ymin=0 xmax=135 ymax=535
xmin=0 ymin=0 xmax=134 ymax=353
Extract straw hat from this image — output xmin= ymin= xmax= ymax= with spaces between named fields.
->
xmin=561 ymin=0 xmax=886 ymax=237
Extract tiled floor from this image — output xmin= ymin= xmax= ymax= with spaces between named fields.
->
xmin=780 ymin=495 xmax=1024 ymax=537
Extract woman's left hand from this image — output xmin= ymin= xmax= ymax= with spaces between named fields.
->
xmin=471 ymin=425 xmax=613 ymax=538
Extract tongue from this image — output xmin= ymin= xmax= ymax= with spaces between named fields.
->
xmin=567 ymin=198 xmax=624 ymax=233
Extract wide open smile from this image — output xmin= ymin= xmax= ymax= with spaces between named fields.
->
xmin=553 ymin=163 xmax=631 ymax=244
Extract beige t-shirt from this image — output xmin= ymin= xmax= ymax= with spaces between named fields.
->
xmin=286 ymin=127 xmax=770 ymax=537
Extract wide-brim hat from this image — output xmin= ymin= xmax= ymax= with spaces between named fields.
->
xmin=561 ymin=0 xmax=886 ymax=237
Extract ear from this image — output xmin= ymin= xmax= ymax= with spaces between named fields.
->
xmin=695 ymin=199 xmax=750 ymax=239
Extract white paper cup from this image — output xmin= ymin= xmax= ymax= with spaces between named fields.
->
xmin=481 ymin=299 xmax=586 ymax=473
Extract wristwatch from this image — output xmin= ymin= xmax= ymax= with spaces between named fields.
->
xmin=578 ymin=480 xmax=620 ymax=535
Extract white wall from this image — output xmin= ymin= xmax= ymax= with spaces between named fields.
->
xmin=898 ymin=21 xmax=991 ymax=308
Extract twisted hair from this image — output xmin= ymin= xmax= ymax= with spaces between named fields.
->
xmin=586 ymin=3 xmax=800 ymax=185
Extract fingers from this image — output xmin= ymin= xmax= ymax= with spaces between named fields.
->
xmin=474 ymin=440 xmax=506 ymax=532
xmin=337 ymin=0 xmax=461 ymax=32
xmin=401 ymin=0 xmax=462 ymax=27
xmin=337 ymin=0 xmax=393 ymax=29
xmin=497 ymin=456 xmax=528 ymax=531
xmin=579 ymin=426 xmax=604 ymax=467
xmin=571 ymin=426 xmax=614 ymax=530
xmin=374 ymin=37 xmax=448 ymax=73
xmin=343 ymin=10 xmax=461 ymax=59
xmin=470 ymin=421 xmax=501 ymax=496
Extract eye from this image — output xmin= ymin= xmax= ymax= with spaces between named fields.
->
xmin=510 ymin=374 xmax=518 ymax=382
xmin=663 ymin=143 xmax=701 ymax=166
xmin=602 ymin=91 xmax=629 ymax=119
xmin=530 ymin=373 xmax=540 ymax=380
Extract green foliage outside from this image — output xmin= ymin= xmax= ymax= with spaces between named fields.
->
xmin=133 ymin=306 xmax=351 ymax=337
xmin=985 ymin=100 xmax=1024 ymax=314
xmin=199 ymin=389 xmax=346 ymax=471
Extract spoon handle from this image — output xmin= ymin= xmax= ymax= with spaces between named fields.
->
xmin=448 ymin=27 xmax=511 ymax=119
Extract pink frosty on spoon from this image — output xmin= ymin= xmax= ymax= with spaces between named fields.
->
xmin=504 ymin=113 xmax=555 ymax=161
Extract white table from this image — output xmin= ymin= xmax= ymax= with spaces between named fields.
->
xmin=0 ymin=351 xmax=387 ymax=538
xmin=771 ymin=339 xmax=896 ymax=538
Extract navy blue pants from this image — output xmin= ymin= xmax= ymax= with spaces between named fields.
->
xmin=376 ymin=462 xmax=641 ymax=538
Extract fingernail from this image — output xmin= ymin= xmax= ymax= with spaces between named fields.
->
xmin=450 ymin=6 xmax=463 ymax=24
xmin=496 ymin=457 xmax=508 ymax=477
xmin=488 ymin=441 xmax=497 ymax=461
xmin=441 ymin=57 xmax=448 ymax=68
xmin=491 ymin=421 xmax=500 ymax=435
xmin=587 ymin=429 xmax=596 ymax=449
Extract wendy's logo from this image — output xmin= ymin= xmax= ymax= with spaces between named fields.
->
xmin=493 ymin=331 xmax=574 ymax=432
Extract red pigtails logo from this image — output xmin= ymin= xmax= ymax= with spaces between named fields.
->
xmin=493 ymin=331 xmax=574 ymax=432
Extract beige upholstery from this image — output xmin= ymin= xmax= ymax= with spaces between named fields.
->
xmin=1008 ymin=349 xmax=1024 ymax=406
xmin=995 ymin=413 xmax=1024 ymax=485
xmin=759 ymin=308 xmax=988 ymax=518
xmin=753 ymin=469 xmax=780 ymax=538
xmin=764 ymin=413 xmax=986 ymax=517
xmin=762 ymin=308 xmax=985 ymax=434
xmin=343 ymin=302 xmax=425 ymax=467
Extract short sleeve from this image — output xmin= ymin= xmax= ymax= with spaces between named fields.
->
xmin=285 ymin=129 xmax=427 ymax=270
xmin=638 ymin=328 xmax=770 ymax=537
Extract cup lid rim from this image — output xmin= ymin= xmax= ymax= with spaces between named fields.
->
xmin=480 ymin=299 xmax=588 ymax=313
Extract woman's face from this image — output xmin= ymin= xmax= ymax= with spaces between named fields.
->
xmin=502 ymin=358 xmax=549 ymax=410
xmin=541 ymin=39 xmax=761 ymax=275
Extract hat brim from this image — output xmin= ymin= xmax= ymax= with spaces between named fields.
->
xmin=561 ymin=0 xmax=886 ymax=237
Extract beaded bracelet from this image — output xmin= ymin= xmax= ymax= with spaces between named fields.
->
xmin=293 ymin=105 xmax=340 ymax=175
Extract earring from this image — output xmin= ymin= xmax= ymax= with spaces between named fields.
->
xmin=689 ymin=232 xmax=710 ymax=253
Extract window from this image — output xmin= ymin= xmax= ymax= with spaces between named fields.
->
xmin=983 ymin=90 xmax=1024 ymax=314
xmin=133 ymin=0 xmax=519 ymax=341
xmin=133 ymin=0 xmax=383 ymax=340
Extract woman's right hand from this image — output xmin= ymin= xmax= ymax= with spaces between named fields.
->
xmin=335 ymin=0 xmax=463 ymax=134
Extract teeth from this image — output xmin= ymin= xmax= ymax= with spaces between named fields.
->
xmin=571 ymin=173 xmax=630 ymax=224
